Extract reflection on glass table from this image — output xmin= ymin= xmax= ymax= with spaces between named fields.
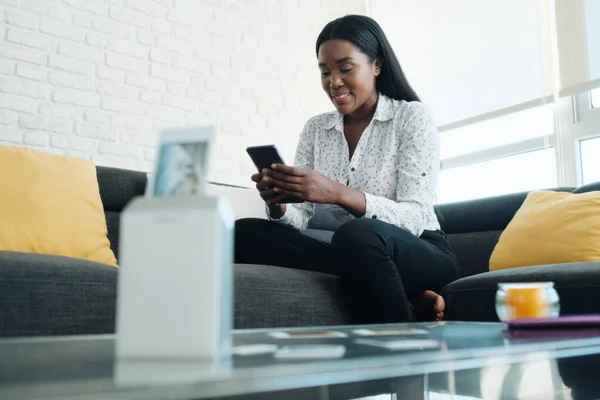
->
xmin=3 ymin=322 xmax=600 ymax=399
xmin=437 ymin=148 xmax=557 ymax=204
xmin=580 ymin=136 xmax=600 ymax=185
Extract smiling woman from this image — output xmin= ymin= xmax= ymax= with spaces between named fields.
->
xmin=235 ymin=15 xmax=459 ymax=324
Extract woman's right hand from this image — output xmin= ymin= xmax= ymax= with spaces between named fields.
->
xmin=252 ymin=172 xmax=287 ymax=219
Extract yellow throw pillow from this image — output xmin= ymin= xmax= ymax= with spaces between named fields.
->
xmin=0 ymin=145 xmax=117 ymax=266
xmin=490 ymin=190 xmax=600 ymax=271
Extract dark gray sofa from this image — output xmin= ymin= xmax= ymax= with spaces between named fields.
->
xmin=1 ymin=166 xmax=600 ymax=337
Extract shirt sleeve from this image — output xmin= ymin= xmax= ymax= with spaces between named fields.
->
xmin=363 ymin=103 xmax=440 ymax=236
xmin=267 ymin=119 xmax=316 ymax=231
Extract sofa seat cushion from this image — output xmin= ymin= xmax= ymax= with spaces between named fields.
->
xmin=1 ymin=255 xmax=354 ymax=337
xmin=0 ymin=251 xmax=118 ymax=337
xmin=442 ymin=262 xmax=600 ymax=322
xmin=234 ymin=264 xmax=353 ymax=329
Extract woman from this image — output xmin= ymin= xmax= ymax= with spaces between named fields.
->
xmin=235 ymin=15 xmax=458 ymax=323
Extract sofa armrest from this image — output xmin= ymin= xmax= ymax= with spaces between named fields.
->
xmin=207 ymin=184 xmax=267 ymax=220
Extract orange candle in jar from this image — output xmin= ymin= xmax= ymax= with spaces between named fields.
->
xmin=505 ymin=286 xmax=550 ymax=319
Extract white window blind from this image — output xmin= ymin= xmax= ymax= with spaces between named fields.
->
xmin=555 ymin=0 xmax=600 ymax=97
xmin=370 ymin=0 xmax=553 ymax=127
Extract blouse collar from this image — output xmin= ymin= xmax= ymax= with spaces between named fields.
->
xmin=324 ymin=93 xmax=395 ymax=132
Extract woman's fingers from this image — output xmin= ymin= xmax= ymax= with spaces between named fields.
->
xmin=256 ymin=180 xmax=270 ymax=191
xmin=260 ymin=188 xmax=278 ymax=201
xmin=267 ymin=193 xmax=289 ymax=206
xmin=271 ymin=164 xmax=306 ymax=176
xmin=277 ymin=188 xmax=305 ymax=200
xmin=251 ymin=173 xmax=263 ymax=183
xmin=262 ymin=168 xmax=302 ymax=183
xmin=270 ymin=178 xmax=302 ymax=192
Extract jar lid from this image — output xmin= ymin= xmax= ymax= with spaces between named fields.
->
xmin=497 ymin=282 xmax=554 ymax=289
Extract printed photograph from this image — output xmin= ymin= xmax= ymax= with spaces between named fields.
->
xmin=153 ymin=142 xmax=209 ymax=197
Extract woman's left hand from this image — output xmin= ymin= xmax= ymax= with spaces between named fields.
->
xmin=262 ymin=164 xmax=342 ymax=204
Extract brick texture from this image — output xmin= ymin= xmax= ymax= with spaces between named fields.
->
xmin=0 ymin=0 xmax=364 ymax=186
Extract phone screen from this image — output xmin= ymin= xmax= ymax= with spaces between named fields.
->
xmin=246 ymin=145 xmax=286 ymax=171
xmin=245 ymin=145 xmax=304 ymax=204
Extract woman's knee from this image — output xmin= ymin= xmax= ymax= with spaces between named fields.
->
xmin=331 ymin=218 xmax=381 ymax=253
xmin=235 ymin=217 xmax=269 ymax=233
xmin=234 ymin=218 xmax=276 ymax=262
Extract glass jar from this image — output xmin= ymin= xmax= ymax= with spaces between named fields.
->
xmin=496 ymin=282 xmax=560 ymax=322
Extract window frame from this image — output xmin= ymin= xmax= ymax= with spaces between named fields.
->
xmin=438 ymin=89 xmax=600 ymax=196
xmin=438 ymin=97 xmax=557 ymax=170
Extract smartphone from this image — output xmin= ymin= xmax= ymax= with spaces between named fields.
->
xmin=246 ymin=145 xmax=304 ymax=204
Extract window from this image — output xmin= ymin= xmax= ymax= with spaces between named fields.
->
xmin=591 ymin=88 xmax=600 ymax=109
xmin=437 ymin=148 xmax=557 ymax=204
xmin=439 ymin=104 xmax=554 ymax=159
xmin=369 ymin=0 xmax=597 ymax=202
xmin=580 ymin=137 xmax=600 ymax=184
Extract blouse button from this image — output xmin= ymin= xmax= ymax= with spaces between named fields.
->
xmin=372 ymin=215 xmax=377 ymax=219
xmin=351 ymin=167 xmax=356 ymax=172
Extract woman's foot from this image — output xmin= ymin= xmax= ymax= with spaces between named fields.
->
xmin=412 ymin=290 xmax=445 ymax=321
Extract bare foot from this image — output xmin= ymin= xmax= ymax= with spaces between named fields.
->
xmin=412 ymin=290 xmax=445 ymax=322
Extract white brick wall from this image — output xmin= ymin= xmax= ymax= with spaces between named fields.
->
xmin=0 ymin=0 xmax=364 ymax=186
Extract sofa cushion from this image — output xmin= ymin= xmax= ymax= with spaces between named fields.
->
xmin=234 ymin=264 xmax=353 ymax=329
xmin=442 ymin=262 xmax=600 ymax=322
xmin=0 ymin=251 xmax=118 ymax=337
xmin=97 ymin=166 xmax=147 ymax=212
xmin=97 ymin=166 xmax=147 ymax=262
xmin=309 ymin=204 xmax=342 ymax=231
xmin=105 ymin=211 xmax=121 ymax=261
xmin=447 ymin=231 xmax=502 ymax=278
xmin=574 ymin=181 xmax=600 ymax=193
xmin=0 ymin=146 xmax=117 ymax=266
xmin=490 ymin=190 xmax=600 ymax=271
xmin=0 ymin=255 xmax=353 ymax=336
xmin=436 ymin=188 xmax=574 ymax=234
xmin=302 ymin=228 xmax=334 ymax=243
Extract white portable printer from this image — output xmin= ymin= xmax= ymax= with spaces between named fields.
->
xmin=115 ymin=126 xmax=234 ymax=362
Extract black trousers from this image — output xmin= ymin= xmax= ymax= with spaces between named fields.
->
xmin=234 ymin=217 xmax=459 ymax=323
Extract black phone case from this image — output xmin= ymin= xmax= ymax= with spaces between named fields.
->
xmin=246 ymin=145 xmax=304 ymax=204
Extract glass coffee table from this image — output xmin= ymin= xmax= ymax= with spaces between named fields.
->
xmin=2 ymin=321 xmax=600 ymax=399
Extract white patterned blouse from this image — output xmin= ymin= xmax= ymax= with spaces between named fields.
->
xmin=269 ymin=93 xmax=441 ymax=237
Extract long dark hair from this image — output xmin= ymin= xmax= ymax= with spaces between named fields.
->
xmin=316 ymin=15 xmax=420 ymax=103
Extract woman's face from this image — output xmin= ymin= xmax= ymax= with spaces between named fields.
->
xmin=317 ymin=39 xmax=380 ymax=116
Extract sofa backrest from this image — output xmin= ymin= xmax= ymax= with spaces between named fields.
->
xmin=96 ymin=166 xmax=266 ymax=261
xmin=435 ymin=188 xmax=575 ymax=234
xmin=97 ymin=166 xmax=147 ymax=260
xmin=96 ymin=165 xmax=600 ymax=277
xmin=435 ymin=188 xmax=576 ymax=278
xmin=437 ymin=183 xmax=600 ymax=278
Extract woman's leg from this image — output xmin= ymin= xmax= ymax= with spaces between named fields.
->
xmin=330 ymin=218 xmax=458 ymax=323
xmin=234 ymin=218 xmax=334 ymax=274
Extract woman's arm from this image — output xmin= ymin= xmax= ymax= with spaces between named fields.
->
xmin=359 ymin=102 xmax=439 ymax=236
xmin=266 ymin=119 xmax=317 ymax=231
xmin=336 ymin=186 xmax=366 ymax=217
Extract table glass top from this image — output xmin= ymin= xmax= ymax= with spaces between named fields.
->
xmin=2 ymin=321 xmax=600 ymax=399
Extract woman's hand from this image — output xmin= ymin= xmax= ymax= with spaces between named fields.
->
xmin=262 ymin=164 xmax=343 ymax=204
xmin=251 ymin=172 xmax=287 ymax=218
